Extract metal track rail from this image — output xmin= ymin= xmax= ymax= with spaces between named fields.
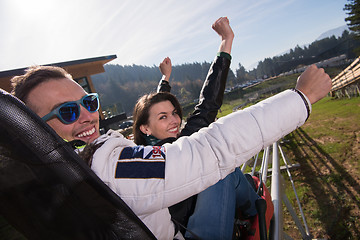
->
xmin=242 ymin=140 xmax=313 ymax=240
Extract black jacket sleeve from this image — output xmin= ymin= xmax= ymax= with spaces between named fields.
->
xmin=180 ymin=55 xmax=230 ymax=137
xmin=157 ymin=79 xmax=171 ymax=93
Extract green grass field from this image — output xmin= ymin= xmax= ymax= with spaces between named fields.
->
xmin=280 ymin=96 xmax=360 ymax=239
xmin=232 ymin=94 xmax=359 ymax=239
xmin=219 ymin=94 xmax=360 ymax=239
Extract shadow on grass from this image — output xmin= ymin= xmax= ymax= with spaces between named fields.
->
xmin=284 ymin=128 xmax=360 ymax=240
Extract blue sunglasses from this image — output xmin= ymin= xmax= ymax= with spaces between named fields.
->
xmin=42 ymin=93 xmax=99 ymax=124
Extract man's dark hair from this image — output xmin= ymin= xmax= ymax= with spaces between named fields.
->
xmin=11 ymin=65 xmax=72 ymax=103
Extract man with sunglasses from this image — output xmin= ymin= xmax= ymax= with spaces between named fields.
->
xmin=11 ymin=62 xmax=332 ymax=239
xmin=11 ymin=65 xmax=101 ymax=144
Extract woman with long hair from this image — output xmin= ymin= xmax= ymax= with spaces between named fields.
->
xmin=132 ymin=17 xmax=260 ymax=239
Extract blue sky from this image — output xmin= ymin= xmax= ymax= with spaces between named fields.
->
xmin=0 ymin=0 xmax=348 ymax=72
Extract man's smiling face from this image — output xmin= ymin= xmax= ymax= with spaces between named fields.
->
xmin=26 ymin=77 xmax=100 ymax=144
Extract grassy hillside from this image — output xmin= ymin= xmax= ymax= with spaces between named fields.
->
xmin=281 ymin=96 xmax=360 ymax=239
xmin=223 ymin=94 xmax=360 ymax=239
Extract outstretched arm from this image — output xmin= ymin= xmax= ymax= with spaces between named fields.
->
xmin=157 ymin=57 xmax=172 ymax=93
xmin=295 ymin=64 xmax=332 ymax=104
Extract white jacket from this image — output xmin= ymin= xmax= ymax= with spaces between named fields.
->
xmin=91 ymin=89 xmax=311 ymax=240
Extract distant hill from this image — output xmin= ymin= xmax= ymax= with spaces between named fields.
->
xmin=316 ymin=25 xmax=349 ymax=40
xmin=249 ymin=25 xmax=351 ymax=69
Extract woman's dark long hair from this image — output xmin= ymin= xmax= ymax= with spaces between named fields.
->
xmin=132 ymin=92 xmax=182 ymax=145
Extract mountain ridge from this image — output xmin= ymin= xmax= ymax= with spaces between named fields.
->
xmin=247 ymin=25 xmax=350 ymax=70
xmin=316 ymin=25 xmax=349 ymax=41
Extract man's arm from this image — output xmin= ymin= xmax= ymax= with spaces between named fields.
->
xmin=295 ymin=64 xmax=332 ymax=104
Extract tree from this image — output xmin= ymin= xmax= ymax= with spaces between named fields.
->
xmin=236 ymin=63 xmax=247 ymax=84
xmin=344 ymin=0 xmax=360 ymax=54
xmin=344 ymin=0 xmax=360 ymax=39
